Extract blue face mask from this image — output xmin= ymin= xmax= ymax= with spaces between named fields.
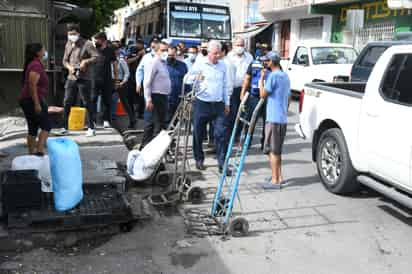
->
xmin=42 ymin=51 xmax=49 ymax=61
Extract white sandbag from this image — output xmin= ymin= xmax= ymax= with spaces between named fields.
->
xmin=11 ymin=155 xmax=53 ymax=193
xmin=126 ymin=150 xmax=155 ymax=181
xmin=38 ymin=156 xmax=53 ymax=193
xmin=141 ymin=130 xmax=172 ymax=167
xmin=126 ymin=130 xmax=172 ymax=181
xmin=11 ymin=155 xmax=44 ymax=171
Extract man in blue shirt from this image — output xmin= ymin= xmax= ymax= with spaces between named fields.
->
xmin=190 ymin=40 xmax=230 ymax=174
xmin=259 ymin=51 xmax=291 ymax=189
xmin=166 ymin=46 xmax=188 ymax=122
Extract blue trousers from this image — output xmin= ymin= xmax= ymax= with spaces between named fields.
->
xmin=245 ymin=94 xmax=266 ymax=146
xmin=193 ymin=99 xmax=227 ymax=168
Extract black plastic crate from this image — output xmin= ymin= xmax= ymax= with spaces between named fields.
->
xmin=1 ymin=170 xmax=42 ymax=214
xmin=7 ymin=184 xmax=134 ymax=231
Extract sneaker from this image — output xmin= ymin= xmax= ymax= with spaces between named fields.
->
xmin=85 ymin=129 xmax=96 ymax=137
xmin=55 ymin=128 xmax=69 ymax=136
xmin=103 ymin=121 xmax=111 ymax=128
xmin=195 ymin=161 xmax=206 ymax=171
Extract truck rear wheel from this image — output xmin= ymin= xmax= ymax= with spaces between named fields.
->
xmin=316 ymin=128 xmax=359 ymax=194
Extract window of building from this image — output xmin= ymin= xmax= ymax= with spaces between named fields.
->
xmin=148 ymin=22 xmax=153 ymax=35
xmin=299 ymin=17 xmax=323 ymax=41
xmin=381 ymin=54 xmax=412 ymax=106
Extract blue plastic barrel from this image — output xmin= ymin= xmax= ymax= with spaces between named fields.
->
xmin=47 ymin=138 xmax=83 ymax=211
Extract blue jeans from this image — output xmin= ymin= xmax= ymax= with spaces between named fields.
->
xmin=193 ymin=99 xmax=227 ymax=168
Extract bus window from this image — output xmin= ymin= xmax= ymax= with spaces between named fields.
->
xmin=170 ymin=11 xmax=201 ymax=38
xmin=202 ymin=13 xmax=231 ymax=40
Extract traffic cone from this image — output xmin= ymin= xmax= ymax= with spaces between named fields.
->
xmin=116 ymin=99 xmax=127 ymax=116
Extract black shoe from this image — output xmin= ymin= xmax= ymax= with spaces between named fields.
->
xmin=219 ymin=167 xmax=233 ymax=177
xmin=128 ymin=122 xmax=137 ymax=130
xmin=196 ymin=161 xmax=206 ymax=171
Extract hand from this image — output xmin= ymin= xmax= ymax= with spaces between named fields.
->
xmin=136 ymin=84 xmax=142 ymax=94
xmin=34 ymin=103 xmax=42 ymax=114
xmin=260 ymin=69 xmax=266 ymax=79
xmin=224 ymin=106 xmax=230 ymax=115
xmin=68 ymin=65 xmax=75 ymax=75
xmin=146 ymin=100 xmax=154 ymax=112
xmin=196 ymin=74 xmax=205 ymax=81
xmin=80 ymin=60 xmax=88 ymax=72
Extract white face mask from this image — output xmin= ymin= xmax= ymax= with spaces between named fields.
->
xmin=235 ymin=46 xmax=245 ymax=55
xmin=161 ymin=52 xmax=168 ymax=61
xmin=68 ymin=34 xmax=80 ymax=43
xmin=187 ymin=53 xmax=196 ymax=62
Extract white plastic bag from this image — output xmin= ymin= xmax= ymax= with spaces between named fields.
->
xmin=11 ymin=155 xmax=53 ymax=193
xmin=140 ymin=130 xmax=172 ymax=167
xmin=126 ymin=130 xmax=172 ymax=181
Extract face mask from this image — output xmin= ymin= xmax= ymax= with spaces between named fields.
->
xmin=161 ymin=52 xmax=168 ymax=61
xmin=235 ymin=46 xmax=245 ymax=55
xmin=201 ymin=49 xmax=208 ymax=56
xmin=68 ymin=34 xmax=80 ymax=43
xmin=42 ymin=51 xmax=48 ymax=61
xmin=187 ymin=53 xmax=196 ymax=62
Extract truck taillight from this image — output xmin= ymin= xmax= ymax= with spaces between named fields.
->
xmin=299 ymin=89 xmax=304 ymax=113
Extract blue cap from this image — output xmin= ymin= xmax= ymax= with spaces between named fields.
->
xmin=261 ymin=51 xmax=281 ymax=63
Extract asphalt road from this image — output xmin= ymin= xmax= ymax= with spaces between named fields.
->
xmin=2 ymin=101 xmax=412 ymax=274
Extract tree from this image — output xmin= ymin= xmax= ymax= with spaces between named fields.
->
xmin=67 ymin=0 xmax=128 ymax=34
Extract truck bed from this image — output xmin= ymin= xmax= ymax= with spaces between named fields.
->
xmin=305 ymin=82 xmax=366 ymax=98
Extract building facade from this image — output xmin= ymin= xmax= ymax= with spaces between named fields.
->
xmin=259 ymin=0 xmax=333 ymax=59
xmin=311 ymin=0 xmax=412 ymax=51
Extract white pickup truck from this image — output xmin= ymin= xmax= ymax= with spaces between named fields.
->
xmin=295 ymin=45 xmax=412 ymax=208
xmin=282 ymin=43 xmax=358 ymax=93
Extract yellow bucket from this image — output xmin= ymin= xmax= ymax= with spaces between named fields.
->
xmin=68 ymin=107 xmax=86 ymax=131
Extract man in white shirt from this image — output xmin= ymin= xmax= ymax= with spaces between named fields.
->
xmin=227 ymin=37 xmax=253 ymax=141
xmin=135 ymin=39 xmax=160 ymax=95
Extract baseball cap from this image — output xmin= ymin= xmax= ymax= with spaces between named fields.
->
xmin=261 ymin=51 xmax=281 ymax=63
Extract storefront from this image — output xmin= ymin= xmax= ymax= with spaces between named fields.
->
xmin=311 ymin=0 xmax=412 ymax=50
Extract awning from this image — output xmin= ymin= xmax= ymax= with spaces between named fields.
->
xmin=234 ymin=23 xmax=272 ymax=40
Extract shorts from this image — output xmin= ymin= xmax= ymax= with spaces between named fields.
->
xmin=19 ymin=97 xmax=51 ymax=137
xmin=264 ymin=123 xmax=287 ymax=155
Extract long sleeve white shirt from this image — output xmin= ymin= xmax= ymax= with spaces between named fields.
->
xmin=228 ymin=51 xmax=253 ymax=88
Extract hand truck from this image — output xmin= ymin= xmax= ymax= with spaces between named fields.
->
xmin=211 ymin=93 xmax=265 ymax=237
xmin=148 ymin=76 xmax=205 ymax=206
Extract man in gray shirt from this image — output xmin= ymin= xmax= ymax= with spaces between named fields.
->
xmin=141 ymin=41 xmax=171 ymax=148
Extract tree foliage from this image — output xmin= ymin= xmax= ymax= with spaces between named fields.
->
xmin=67 ymin=0 xmax=128 ymax=34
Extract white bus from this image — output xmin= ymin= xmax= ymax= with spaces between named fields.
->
xmin=125 ymin=0 xmax=232 ymax=47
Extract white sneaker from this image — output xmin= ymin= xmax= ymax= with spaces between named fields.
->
xmin=55 ymin=128 xmax=69 ymax=136
xmin=85 ymin=129 xmax=96 ymax=137
xmin=103 ymin=121 xmax=111 ymax=129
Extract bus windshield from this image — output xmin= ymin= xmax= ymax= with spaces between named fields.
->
xmin=169 ymin=3 xmax=231 ymax=40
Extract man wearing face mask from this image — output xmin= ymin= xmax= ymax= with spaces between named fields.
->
xmin=92 ymin=32 xmax=118 ymax=131
xmin=61 ymin=23 xmax=98 ymax=137
xmin=126 ymin=39 xmax=146 ymax=119
xmin=184 ymin=46 xmax=198 ymax=72
xmin=227 ymin=37 xmax=253 ymax=142
xmin=196 ymin=40 xmax=209 ymax=64
xmin=135 ymin=39 xmax=160 ymax=96
xmin=141 ymin=42 xmax=171 ymax=148
xmin=166 ymin=46 xmax=188 ymax=123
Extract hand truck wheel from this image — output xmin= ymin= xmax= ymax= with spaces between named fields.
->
xmin=186 ymin=186 xmax=204 ymax=204
xmin=178 ymin=176 xmax=192 ymax=193
xmin=228 ymin=217 xmax=249 ymax=237
xmin=215 ymin=197 xmax=230 ymax=217
xmin=155 ymin=171 xmax=171 ymax=187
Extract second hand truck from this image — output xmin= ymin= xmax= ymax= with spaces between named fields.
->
xmin=211 ymin=93 xmax=265 ymax=237
xmin=147 ymin=76 xmax=205 ymax=206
